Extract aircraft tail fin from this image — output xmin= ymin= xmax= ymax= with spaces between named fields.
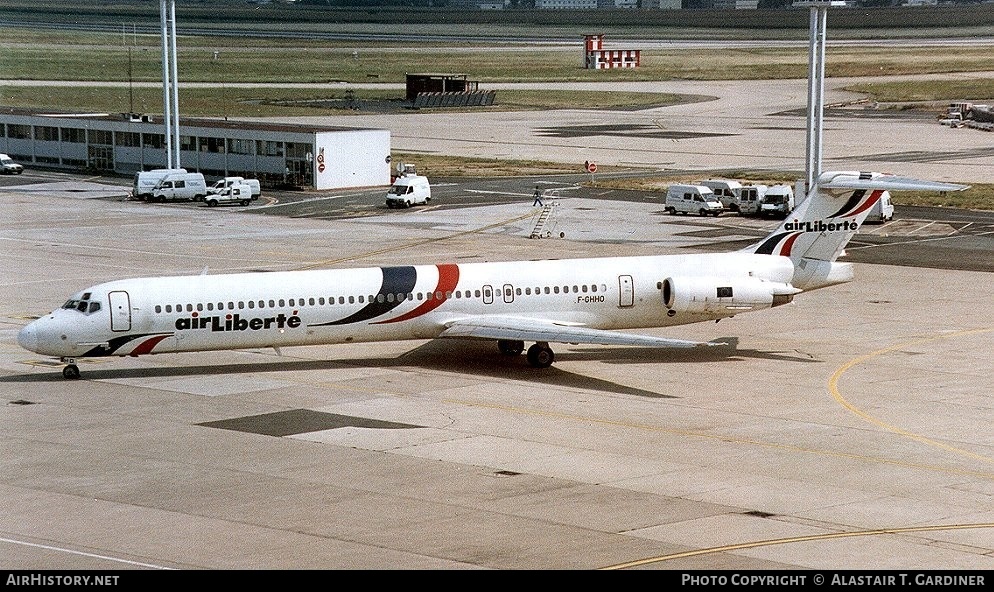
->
xmin=744 ymin=171 xmax=968 ymax=291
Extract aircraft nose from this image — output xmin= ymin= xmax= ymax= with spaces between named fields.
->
xmin=17 ymin=323 xmax=38 ymax=353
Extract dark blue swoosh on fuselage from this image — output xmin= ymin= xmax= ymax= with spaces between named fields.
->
xmin=312 ymin=266 xmax=418 ymax=326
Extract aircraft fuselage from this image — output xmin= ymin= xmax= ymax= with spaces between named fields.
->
xmin=18 ymin=252 xmax=796 ymax=359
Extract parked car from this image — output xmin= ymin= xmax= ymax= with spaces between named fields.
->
xmin=208 ymin=176 xmax=261 ymax=200
xmin=0 ymin=153 xmax=23 ymax=174
xmin=205 ymin=182 xmax=255 ymax=207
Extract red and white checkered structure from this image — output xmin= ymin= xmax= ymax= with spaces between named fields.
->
xmin=584 ymin=34 xmax=640 ymax=69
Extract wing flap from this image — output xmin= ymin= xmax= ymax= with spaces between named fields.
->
xmin=439 ymin=316 xmax=723 ymax=349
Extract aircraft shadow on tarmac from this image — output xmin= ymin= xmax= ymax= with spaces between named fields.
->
xmin=6 ymin=338 xmax=818 ymax=400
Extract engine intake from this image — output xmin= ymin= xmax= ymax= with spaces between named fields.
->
xmin=662 ymin=276 xmax=800 ymax=314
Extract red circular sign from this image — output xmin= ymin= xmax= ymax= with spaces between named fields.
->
xmin=587 ymin=162 xmax=597 ymax=173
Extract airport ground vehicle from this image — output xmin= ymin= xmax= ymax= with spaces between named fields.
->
xmin=0 ymin=153 xmax=23 ymax=174
xmin=698 ymin=180 xmax=742 ymax=211
xmin=665 ymin=184 xmax=723 ymax=217
xmin=758 ymin=185 xmax=795 ymax=218
xmin=133 ymin=170 xmax=207 ymax=202
xmin=133 ymin=169 xmax=186 ymax=200
xmin=736 ymin=185 xmax=766 ymax=215
xmin=208 ymin=176 xmax=261 ymax=199
xmin=205 ymin=183 xmax=255 ymax=207
xmin=151 ymin=173 xmax=208 ymax=202
xmin=386 ymin=174 xmax=431 ymax=208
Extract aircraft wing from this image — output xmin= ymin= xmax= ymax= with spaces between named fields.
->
xmin=439 ymin=316 xmax=724 ymax=349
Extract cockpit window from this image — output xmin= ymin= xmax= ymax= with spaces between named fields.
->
xmin=62 ymin=294 xmax=102 ymax=315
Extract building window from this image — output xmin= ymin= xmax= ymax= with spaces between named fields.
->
xmin=88 ymin=129 xmax=112 ymax=145
xmin=7 ymin=124 xmax=30 ymax=139
xmin=227 ymin=138 xmax=253 ymax=155
xmin=285 ymin=142 xmax=312 ymax=158
xmin=61 ymin=128 xmax=85 ymax=143
xmin=256 ymin=140 xmax=283 ymax=157
xmin=35 ymin=126 xmax=59 ymax=141
xmin=198 ymin=137 xmax=225 ymax=153
xmin=115 ymin=131 xmax=141 ymax=147
xmin=143 ymin=133 xmax=165 ymax=149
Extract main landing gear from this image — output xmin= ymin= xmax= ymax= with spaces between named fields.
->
xmin=61 ymin=358 xmax=81 ymax=380
xmin=497 ymin=339 xmax=555 ymax=369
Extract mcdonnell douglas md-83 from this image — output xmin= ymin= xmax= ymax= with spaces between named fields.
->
xmin=18 ymin=171 xmax=965 ymax=379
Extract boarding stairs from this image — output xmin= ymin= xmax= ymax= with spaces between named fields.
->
xmin=529 ymin=195 xmax=558 ymax=239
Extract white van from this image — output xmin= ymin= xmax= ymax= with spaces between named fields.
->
xmin=698 ymin=180 xmax=742 ymax=211
xmin=866 ymin=190 xmax=894 ymax=223
xmin=133 ymin=169 xmax=184 ymax=200
xmin=736 ymin=185 xmax=767 ymax=216
xmin=385 ymin=175 xmax=431 ymax=208
xmin=133 ymin=169 xmax=204 ymax=201
xmin=149 ymin=172 xmax=207 ymax=202
xmin=665 ymin=184 xmax=723 ymax=217
xmin=0 ymin=153 xmax=23 ymax=174
xmin=208 ymin=176 xmax=261 ymax=199
xmin=758 ymin=185 xmax=795 ymax=218
xmin=205 ymin=182 xmax=255 ymax=207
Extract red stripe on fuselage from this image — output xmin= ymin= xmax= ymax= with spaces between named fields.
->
xmin=375 ymin=263 xmax=460 ymax=324
xmin=130 ymin=334 xmax=171 ymax=356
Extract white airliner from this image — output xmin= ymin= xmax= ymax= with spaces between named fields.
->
xmin=18 ymin=171 xmax=965 ymax=379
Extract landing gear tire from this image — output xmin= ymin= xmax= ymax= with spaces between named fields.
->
xmin=526 ymin=343 xmax=555 ymax=368
xmin=62 ymin=364 xmax=80 ymax=380
xmin=498 ymin=339 xmax=524 ymax=356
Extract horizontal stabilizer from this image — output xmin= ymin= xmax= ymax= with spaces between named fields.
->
xmin=819 ymin=171 xmax=969 ymax=193
xmin=440 ymin=316 xmax=724 ymax=349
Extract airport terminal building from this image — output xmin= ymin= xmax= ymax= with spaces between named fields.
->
xmin=0 ymin=108 xmax=392 ymax=190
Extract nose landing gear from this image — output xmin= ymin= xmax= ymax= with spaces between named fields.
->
xmin=61 ymin=358 xmax=80 ymax=380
